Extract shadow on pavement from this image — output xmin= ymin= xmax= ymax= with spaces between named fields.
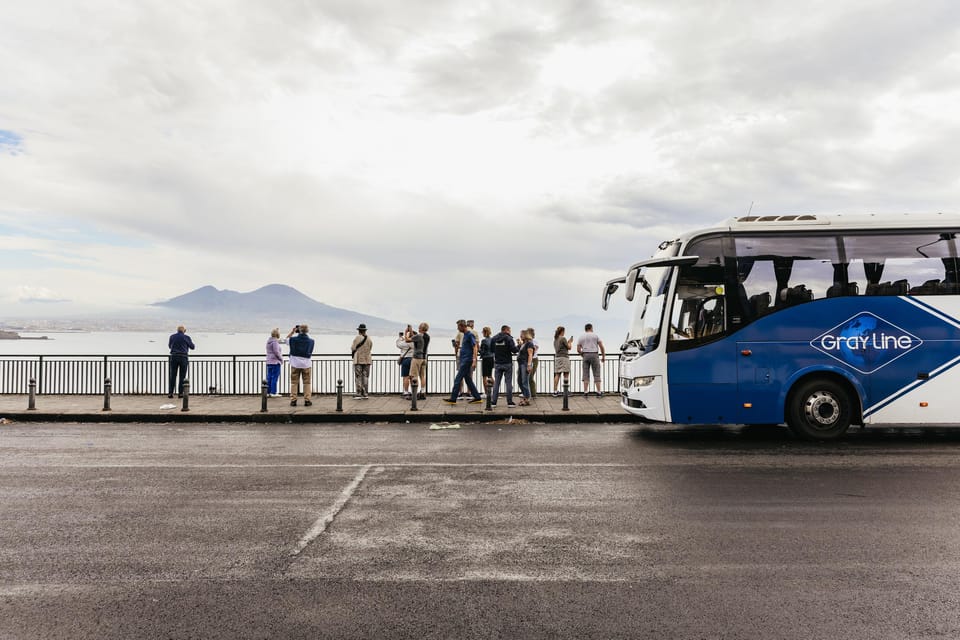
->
xmin=629 ymin=423 xmax=960 ymax=448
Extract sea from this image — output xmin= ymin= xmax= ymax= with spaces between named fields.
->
xmin=0 ymin=330 xmax=571 ymax=356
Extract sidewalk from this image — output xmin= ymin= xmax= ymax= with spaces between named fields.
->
xmin=0 ymin=392 xmax=632 ymax=424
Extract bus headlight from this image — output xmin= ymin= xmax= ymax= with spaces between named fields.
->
xmin=622 ymin=376 xmax=656 ymax=388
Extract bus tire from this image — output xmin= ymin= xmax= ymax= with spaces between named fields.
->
xmin=786 ymin=378 xmax=852 ymax=441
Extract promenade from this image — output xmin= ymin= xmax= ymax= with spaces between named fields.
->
xmin=0 ymin=392 xmax=630 ymax=423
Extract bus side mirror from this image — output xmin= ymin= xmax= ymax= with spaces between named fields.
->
xmin=625 ymin=268 xmax=640 ymax=302
xmin=602 ymin=281 xmax=620 ymax=311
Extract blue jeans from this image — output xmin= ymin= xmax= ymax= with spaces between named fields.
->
xmin=266 ymin=363 xmax=281 ymax=394
xmin=168 ymin=355 xmax=188 ymax=396
xmin=491 ymin=362 xmax=513 ymax=405
xmin=517 ymin=362 xmax=531 ymax=399
xmin=449 ymin=360 xmax=481 ymax=402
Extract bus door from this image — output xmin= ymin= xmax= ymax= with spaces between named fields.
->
xmin=666 ymin=282 xmax=741 ymax=424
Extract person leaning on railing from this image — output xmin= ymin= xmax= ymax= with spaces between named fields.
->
xmin=167 ymin=325 xmax=195 ymax=398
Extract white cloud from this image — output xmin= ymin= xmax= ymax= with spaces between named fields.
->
xmin=2 ymin=0 xmax=960 ymax=327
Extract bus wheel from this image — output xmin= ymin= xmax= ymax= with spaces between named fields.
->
xmin=787 ymin=379 xmax=852 ymax=441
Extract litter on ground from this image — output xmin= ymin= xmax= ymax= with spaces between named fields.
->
xmin=429 ymin=422 xmax=461 ymax=430
xmin=159 ymin=403 xmax=176 ymax=410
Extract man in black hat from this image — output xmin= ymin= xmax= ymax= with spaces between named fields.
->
xmin=351 ymin=323 xmax=373 ymax=399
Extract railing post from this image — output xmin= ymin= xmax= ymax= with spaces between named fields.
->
xmin=103 ymin=377 xmax=112 ymax=412
xmin=260 ymin=379 xmax=268 ymax=413
xmin=37 ymin=356 xmax=43 ymax=395
xmin=181 ymin=379 xmax=190 ymax=412
xmin=336 ymin=379 xmax=343 ymax=412
xmin=232 ymin=356 xmax=237 ymax=395
xmin=562 ymin=380 xmax=570 ymax=412
xmin=28 ymin=378 xmax=36 ymax=410
xmin=410 ymin=378 xmax=419 ymax=411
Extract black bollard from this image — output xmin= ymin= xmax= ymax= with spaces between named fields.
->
xmin=181 ymin=379 xmax=190 ymax=412
xmin=410 ymin=379 xmax=418 ymax=411
xmin=103 ymin=377 xmax=112 ymax=412
xmin=28 ymin=377 xmax=36 ymax=411
xmin=562 ymin=380 xmax=569 ymax=411
xmin=260 ymin=379 xmax=268 ymax=413
xmin=485 ymin=378 xmax=493 ymax=410
xmin=336 ymin=379 xmax=343 ymax=412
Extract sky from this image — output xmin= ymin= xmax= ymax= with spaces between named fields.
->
xmin=2 ymin=0 xmax=960 ymax=330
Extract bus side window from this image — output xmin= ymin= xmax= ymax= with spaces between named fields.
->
xmin=669 ymin=285 xmax=726 ymax=345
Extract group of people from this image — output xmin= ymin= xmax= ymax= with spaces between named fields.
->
xmin=265 ymin=323 xmax=374 ymax=405
xmin=165 ymin=321 xmax=607 ymax=403
xmin=397 ymin=320 xmax=607 ymax=407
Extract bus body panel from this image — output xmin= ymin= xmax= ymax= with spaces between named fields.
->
xmin=663 ymin=296 xmax=960 ymax=426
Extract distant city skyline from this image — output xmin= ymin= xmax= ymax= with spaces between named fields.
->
xmin=3 ymin=2 xmax=960 ymax=325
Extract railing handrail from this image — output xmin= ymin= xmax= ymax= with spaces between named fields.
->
xmin=0 ymin=353 xmax=621 ymax=396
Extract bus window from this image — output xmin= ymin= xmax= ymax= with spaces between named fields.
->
xmin=669 ymin=283 xmax=726 ymax=346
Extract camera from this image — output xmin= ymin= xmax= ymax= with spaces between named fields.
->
xmin=294 ymin=325 xmax=300 ymax=333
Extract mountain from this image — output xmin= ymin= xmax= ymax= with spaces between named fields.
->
xmin=151 ymin=284 xmax=400 ymax=333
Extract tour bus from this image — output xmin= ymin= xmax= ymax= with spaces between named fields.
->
xmin=603 ymin=213 xmax=960 ymax=440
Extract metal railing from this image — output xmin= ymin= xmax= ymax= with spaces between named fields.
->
xmin=0 ymin=354 xmax=621 ymax=395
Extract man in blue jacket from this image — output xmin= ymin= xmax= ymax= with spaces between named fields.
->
xmin=168 ymin=325 xmax=195 ymax=398
xmin=287 ymin=324 xmax=316 ymax=406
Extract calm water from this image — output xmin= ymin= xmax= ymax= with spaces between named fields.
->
xmin=0 ymin=330 xmax=577 ymax=356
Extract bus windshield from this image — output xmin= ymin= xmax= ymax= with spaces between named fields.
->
xmin=626 ymin=265 xmax=673 ymax=351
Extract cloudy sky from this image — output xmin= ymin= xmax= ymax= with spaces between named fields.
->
xmin=2 ymin=0 xmax=960 ymax=327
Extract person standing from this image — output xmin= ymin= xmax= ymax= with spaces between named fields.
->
xmin=287 ymin=324 xmax=315 ymax=406
xmin=444 ymin=320 xmax=483 ymax=405
xmin=526 ymin=327 xmax=540 ymax=398
xmin=167 ymin=325 xmax=195 ymax=398
xmin=516 ymin=329 xmax=534 ymax=406
xmin=351 ymin=324 xmax=373 ymax=399
xmin=265 ymin=328 xmax=283 ymax=397
xmin=479 ymin=326 xmax=495 ymax=392
xmin=490 ymin=325 xmax=518 ymax=407
xmin=407 ymin=322 xmax=430 ymax=400
xmin=552 ymin=325 xmax=573 ymax=396
xmin=396 ymin=326 xmax=414 ymax=399
xmin=576 ymin=323 xmax=606 ymax=396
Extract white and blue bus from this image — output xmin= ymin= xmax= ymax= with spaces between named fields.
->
xmin=604 ymin=213 xmax=960 ymax=440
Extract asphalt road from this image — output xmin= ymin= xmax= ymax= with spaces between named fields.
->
xmin=3 ymin=421 xmax=960 ymax=639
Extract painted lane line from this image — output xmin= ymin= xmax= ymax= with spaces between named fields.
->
xmin=290 ymin=464 xmax=372 ymax=557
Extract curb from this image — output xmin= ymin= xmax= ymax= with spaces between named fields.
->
xmin=0 ymin=411 xmax=636 ymax=425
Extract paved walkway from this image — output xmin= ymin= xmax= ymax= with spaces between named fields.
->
xmin=0 ymin=392 xmax=630 ymax=423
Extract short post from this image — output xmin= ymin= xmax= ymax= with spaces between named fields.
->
xmin=485 ymin=378 xmax=492 ymax=410
xmin=410 ymin=378 xmax=419 ymax=411
xmin=562 ymin=380 xmax=570 ymax=412
xmin=260 ymin=379 xmax=268 ymax=413
xmin=181 ymin=379 xmax=190 ymax=412
xmin=28 ymin=377 xmax=36 ymax=411
xmin=103 ymin=377 xmax=112 ymax=412
xmin=336 ymin=379 xmax=344 ymax=412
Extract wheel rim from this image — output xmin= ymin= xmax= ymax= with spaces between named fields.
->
xmin=804 ymin=390 xmax=840 ymax=428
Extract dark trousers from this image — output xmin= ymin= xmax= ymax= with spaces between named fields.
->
xmin=169 ymin=355 xmax=189 ymax=396
xmin=448 ymin=360 xmax=480 ymax=402
xmin=491 ymin=363 xmax=513 ymax=405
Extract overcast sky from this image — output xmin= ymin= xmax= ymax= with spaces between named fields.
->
xmin=2 ymin=0 xmax=960 ymax=328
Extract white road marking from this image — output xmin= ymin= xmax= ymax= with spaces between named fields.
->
xmin=289 ymin=464 xmax=372 ymax=557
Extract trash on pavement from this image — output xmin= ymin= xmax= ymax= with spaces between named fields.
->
xmin=429 ymin=422 xmax=461 ymax=430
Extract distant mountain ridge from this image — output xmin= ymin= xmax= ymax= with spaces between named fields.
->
xmin=151 ymin=284 xmax=399 ymax=333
